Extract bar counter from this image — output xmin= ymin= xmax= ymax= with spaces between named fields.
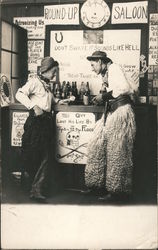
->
xmin=2 ymin=102 xmax=157 ymax=199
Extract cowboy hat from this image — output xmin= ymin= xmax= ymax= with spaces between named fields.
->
xmin=40 ymin=57 xmax=58 ymax=73
xmin=87 ymin=51 xmax=111 ymax=62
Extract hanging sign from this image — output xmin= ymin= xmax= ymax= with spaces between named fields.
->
xmin=14 ymin=17 xmax=45 ymax=39
xmin=28 ymin=40 xmax=44 ymax=72
xmin=44 ymin=4 xmax=79 ymax=25
xmin=149 ymin=13 xmax=158 ymax=66
xmin=0 ymin=74 xmax=14 ymax=107
xmin=56 ymin=112 xmax=95 ymax=164
xmin=11 ymin=112 xmax=29 ymax=147
xmin=112 ymin=1 xmax=148 ymax=24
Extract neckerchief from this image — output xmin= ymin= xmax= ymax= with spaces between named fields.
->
xmin=38 ymin=76 xmax=51 ymax=92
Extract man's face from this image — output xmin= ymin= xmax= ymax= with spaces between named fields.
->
xmin=90 ymin=59 xmax=102 ymax=75
xmin=44 ymin=66 xmax=58 ymax=80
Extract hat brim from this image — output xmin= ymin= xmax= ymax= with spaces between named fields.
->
xmin=87 ymin=55 xmax=111 ymax=61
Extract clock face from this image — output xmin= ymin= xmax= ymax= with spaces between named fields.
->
xmin=81 ymin=0 xmax=110 ymax=28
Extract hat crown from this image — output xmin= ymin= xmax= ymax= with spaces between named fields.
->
xmin=87 ymin=50 xmax=110 ymax=61
xmin=40 ymin=57 xmax=56 ymax=73
xmin=92 ymin=51 xmax=107 ymax=58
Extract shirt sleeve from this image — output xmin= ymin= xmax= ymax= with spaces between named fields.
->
xmin=108 ymin=64 xmax=132 ymax=98
xmin=15 ymin=78 xmax=36 ymax=110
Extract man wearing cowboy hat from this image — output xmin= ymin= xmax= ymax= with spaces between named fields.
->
xmin=16 ymin=57 xmax=60 ymax=202
xmin=87 ymin=51 xmax=113 ymax=105
xmin=84 ymin=51 xmax=136 ymax=203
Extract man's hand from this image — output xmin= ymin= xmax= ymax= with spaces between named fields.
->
xmin=91 ymin=94 xmax=103 ymax=105
xmin=33 ymin=105 xmax=44 ymax=116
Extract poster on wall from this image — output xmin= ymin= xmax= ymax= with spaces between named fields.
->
xmin=28 ymin=40 xmax=44 ymax=72
xmin=112 ymin=1 xmax=148 ymax=24
xmin=44 ymin=4 xmax=79 ymax=25
xmin=0 ymin=74 xmax=14 ymax=107
xmin=50 ymin=30 xmax=140 ymax=94
xmin=149 ymin=13 xmax=158 ymax=66
xmin=56 ymin=112 xmax=95 ymax=164
xmin=14 ymin=17 xmax=45 ymax=39
xmin=11 ymin=112 xmax=29 ymax=147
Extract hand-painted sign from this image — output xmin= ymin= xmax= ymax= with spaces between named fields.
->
xmin=14 ymin=17 xmax=45 ymax=39
xmin=11 ymin=112 xmax=29 ymax=147
xmin=28 ymin=40 xmax=44 ymax=72
xmin=112 ymin=1 xmax=148 ymax=24
xmin=56 ymin=112 xmax=95 ymax=164
xmin=50 ymin=29 xmax=140 ymax=94
xmin=44 ymin=4 xmax=79 ymax=25
xmin=149 ymin=13 xmax=158 ymax=65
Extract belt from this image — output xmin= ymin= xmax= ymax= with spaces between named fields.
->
xmin=29 ymin=109 xmax=52 ymax=118
xmin=109 ymin=94 xmax=134 ymax=112
xmin=104 ymin=94 xmax=134 ymax=125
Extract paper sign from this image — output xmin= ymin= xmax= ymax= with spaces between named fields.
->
xmin=44 ymin=4 xmax=79 ymax=25
xmin=56 ymin=112 xmax=95 ymax=164
xmin=11 ymin=112 xmax=29 ymax=147
xmin=14 ymin=17 xmax=45 ymax=39
xmin=112 ymin=1 xmax=148 ymax=24
xmin=149 ymin=13 xmax=158 ymax=65
xmin=28 ymin=40 xmax=44 ymax=72
xmin=50 ymin=30 xmax=140 ymax=94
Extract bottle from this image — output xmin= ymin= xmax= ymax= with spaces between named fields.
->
xmin=53 ymin=82 xmax=58 ymax=97
xmin=79 ymin=82 xmax=85 ymax=103
xmin=61 ymin=81 xmax=66 ymax=99
xmin=72 ymin=81 xmax=78 ymax=99
xmin=66 ymin=81 xmax=71 ymax=98
xmin=74 ymin=81 xmax=79 ymax=100
xmin=56 ymin=82 xmax=61 ymax=99
xmin=83 ymin=82 xmax=90 ymax=105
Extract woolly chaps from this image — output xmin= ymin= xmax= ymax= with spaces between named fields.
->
xmin=85 ymin=104 xmax=136 ymax=194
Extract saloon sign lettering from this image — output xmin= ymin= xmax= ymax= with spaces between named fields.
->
xmin=44 ymin=4 xmax=79 ymax=25
xmin=112 ymin=1 xmax=148 ymax=24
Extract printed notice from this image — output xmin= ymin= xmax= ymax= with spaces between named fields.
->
xmin=112 ymin=1 xmax=148 ymax=24
xmin=44 ymin=4 xmax=79 ymax=25
xmin=14 ymin=17 xmax=45 ymax=39
xmin=11 ymin=112 xmax=29 ymax=147
xmin=56 ymin=112 xmax=95 ymax=164
xmin=149 ymin=13 xmax=158 ymax=65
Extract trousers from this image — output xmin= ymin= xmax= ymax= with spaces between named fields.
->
xmin=21 ymin=110 xmax=54 ymax=196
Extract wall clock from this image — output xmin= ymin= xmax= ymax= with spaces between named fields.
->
xmin=81 ymin=0 xmax=110 ymax=28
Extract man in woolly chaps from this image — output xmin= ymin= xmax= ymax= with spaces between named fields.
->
xmin=84 ymin=51 xmax=136 ymax=202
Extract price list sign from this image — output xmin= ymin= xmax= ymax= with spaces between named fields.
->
xmin=56 ymin=112 xmax=95 ymax=164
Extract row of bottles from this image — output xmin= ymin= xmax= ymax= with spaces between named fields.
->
xmin=53 ymin=81 xmax=91 ymax=105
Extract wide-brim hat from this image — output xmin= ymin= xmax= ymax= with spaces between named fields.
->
xmin=40 ymin=57 xmax=58 ymax=73
xmin=87 ymin=51 xmax=110 ymax=61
